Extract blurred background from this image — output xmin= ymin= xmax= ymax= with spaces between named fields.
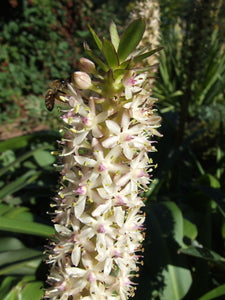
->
xmin=0 ymin=0 xmax=224 ymax=299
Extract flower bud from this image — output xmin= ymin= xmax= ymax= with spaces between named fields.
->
xmin=78 ymin=58 xmax=96 ymax=73
xmin=72 ymin=71 xmax=92 ymax=89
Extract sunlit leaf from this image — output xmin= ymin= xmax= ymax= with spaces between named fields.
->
xmin=160 ymin=265 xmax=192 ymax=300
xmin=117 ymin=19 xmax=145 ymax=63
xmin=33 ymin=150 xmax=55 ymax=167
xmin=197 ymin=284 xmax=225 ymax=300
xmin=20 ymin=281 xmax=44 ymax=300
xmin=109 ymin=21 xmax=120 ymax=51
xmin=0 ymin=276 xmax=16 ymax=299
xmin=183 ymin=218 xmax=198 ymax=240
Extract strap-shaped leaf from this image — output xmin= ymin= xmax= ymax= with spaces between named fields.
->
xmin=0 ymin=248 xmax=41 ymax=268
xmin=198 ymin=284 xmax=225 ymax=300
xmin=0 ymin=216 xmax=54 ymax=237
xmin=133 ymin=47 xmax=164 ymax=63
xmin=117 ymin=18 xmax=145 ymax=63
xmin=0 ymin=170 xmax=41 ymax=200
xmin=88 ymin=26 xmax=102 ymax=51
xmin=179 ymin=245 xmax=225 ymax=267
xmin=109 ymin=21 xmax=120 ymax=51
xmin=131 ymin=64 xmax=159 ymax=73
xmin=102 ymin=39 xmax=119 ymax=68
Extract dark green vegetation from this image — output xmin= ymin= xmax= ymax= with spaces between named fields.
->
xmin=0 ymin=0 xmax=225 ymax=299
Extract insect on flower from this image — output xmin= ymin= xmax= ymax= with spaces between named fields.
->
xmin=45 ymin=79 xmax=69 ymax=111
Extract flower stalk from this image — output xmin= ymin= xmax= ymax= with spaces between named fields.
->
xmin=44 ymin=19 xmax=162 ymax=300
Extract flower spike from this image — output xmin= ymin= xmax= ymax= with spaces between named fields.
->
xmin=43 ymin=19 xmax=162 ymax=300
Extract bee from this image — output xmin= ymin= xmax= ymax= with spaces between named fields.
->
xmin=45 ymin=79 xmax=69 ymax=111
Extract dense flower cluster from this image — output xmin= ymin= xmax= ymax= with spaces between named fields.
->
xmin=43 ymin=20 xmax=161 ymax=300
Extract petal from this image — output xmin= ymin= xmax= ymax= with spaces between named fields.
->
xmin=125 ymin=86 xmax=132 ymax=100
xmin=105 ymin=120 xmax=120 ymax=135
xmin=92 ymin=125 xmax=103 ymax=138
xmin=123 ymin=144 xmax=134 ymax=160
xmin=96 ymin=234 xmax=107 ymax=257
xmin=75 ymin=156 xmax=96 ymax=167
xmin=121 ymin=112 xmax=130 ymax=129
xmin=104 ymin=257 xmax=113 ymax=275
xmin=96 ymin=111 xmax=108 ymax=123
xmin=74 ymin=196 xmax=86 ymax=218
xmin=74 ymin=131 xmax=89 ymax=145
xmin=54 ymin=224 xmax=71 ymax=236
xmin=66 ymin=267 xmax=86 ymax=277
xmin=115 ymin=173 xmax=130 ymax=187
xmin=114 ymin=206 xmax=125 ymax=227
xmin=102 ymin=136 xmax=118 ymax=148
xmin=92 ymin=201 xmax=111 ymax=217
xmin=102 ymin=173 xmax=112 ymax=186
xmin=71 ymin=244 xmax=81 ymax=266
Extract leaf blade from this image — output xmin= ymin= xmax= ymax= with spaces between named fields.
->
xmin=117 ymin=19 xmax=145 ymax=63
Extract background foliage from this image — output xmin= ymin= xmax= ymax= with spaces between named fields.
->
xmin=0 ymin=0 xmax=224 ymax=299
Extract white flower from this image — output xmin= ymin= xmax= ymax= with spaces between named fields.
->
xmin=123 ymin=72 xmax=147 ymax=99
xmin=102 ymin=112 xmax=150 ymax=159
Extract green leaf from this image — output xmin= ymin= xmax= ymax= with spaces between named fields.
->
xmin=20 ymin=281 xmax=44 ymax=300
xmin=2 ymin=206 xmax=32 ymax=221
xmin=109 ymin=21 xmax=120 ymax=51
xmin=0 ymin=277 xmax=43 ymax=300
xmin=117 ymin=19 xmax=145 ymax=63
xmin=88 ymin=26 xmax=102 ymax=51
xmin=0 ymin=216 xmax=54 ymax=237
xmin=33 ymin=149 xmax=55 ymax=167
xmin=0 ymin=132 xmax=59 ymax=154
xmin=102 ymin=39 xmax=119 ymax=68
xmin=183 ymin=218 xmax=198 ymax=240
xmin=160 ymin=265 xmax=192 ymax=300
xmin=197 ymin=284 xmax=225 ymax=300
xmin=222 ymin=222 xmax=225 ymax=239
xmin=179 ymin=245 xmax=225 ymax=267
xmin=0 ymin=170 xmax=41 ymax=200
xmin=0 ymin=276 xmax=16 ymax=299
xmin=0 ymin=237 xmax=24 ymax=251
xmin=132 ymin=64 xmax=159 ymax=73
xmin=164 ymin=202 xmax=184 ymax=246
xmin=133 ymin=47 xmax=164 ymax=63
xmin=0 ymin=258 xmax=41 ymax=276
xmin=0 ymin=145 xmax=54 ymax=178
xmin=0 ymin=136 xmax=31 ymax=153
xmin=0 ymin=248 xmax=41 ymax=268
xmin=135 ymin=202 xmax=191 ymax=299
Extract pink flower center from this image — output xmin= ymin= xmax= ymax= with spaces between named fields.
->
xmin=75 ymin=185 xmax=86 ymax=195
xmin=97 ymin=224 xmax=106 ymax=233
xmin=98 ymin=163 xmax=107 ymax=172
